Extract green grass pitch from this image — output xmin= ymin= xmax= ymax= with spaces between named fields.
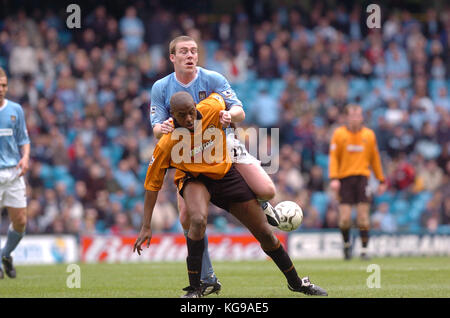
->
xmin=1 ymin=257 xmax=449 ymax=298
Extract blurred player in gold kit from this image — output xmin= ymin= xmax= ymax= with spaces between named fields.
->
xmin=329 ymin=104 xmax=386 ymax=260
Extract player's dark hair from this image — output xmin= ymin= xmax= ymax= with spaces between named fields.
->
xmin=170 ymin=91 xmax=195 ymax=113
xmin=344 ymin=104 xmax=362 ymax=115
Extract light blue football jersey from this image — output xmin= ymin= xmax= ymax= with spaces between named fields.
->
xmin=150 ymin=67 xmax=242 ymax=127
xmin=0 ymin=99 xmax=30 ymax=168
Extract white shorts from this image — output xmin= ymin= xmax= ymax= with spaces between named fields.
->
xmin=0 ymin=167 xmax=27 ymax=209
xmin=226 ymin=133 xmax=261 ymax=165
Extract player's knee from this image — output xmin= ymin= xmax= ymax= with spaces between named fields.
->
xmin=339 ymin=219 xmax=351 ymax=230
xmin=178 ymin=206 xmax=190 ymax=229
xmin=13 ymin=216 xmax=27 ymax=232
xmin=189 ymin=213 xmax=207 ymax=230
xmin=357 ymin=219 xmax=370 ymax=230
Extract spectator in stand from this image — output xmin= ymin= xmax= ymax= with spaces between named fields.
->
xmin=119 ymin=6 xmax=144 ymax=53
xmin=389 ymin=154 xmax=416 ymax=192
xmin=255 ymin=45 xmax=280 ymax=78
xmin=417 ymin=160 xmax=444 ymax=192
xmin=307 ymin=165 xmax=325 ymax=193
xmin=322 ymin=205 xmax=339 ymax=229
xmin=0 ymin=3 xmax=448 ymax=236
xmin=113 ymin=159 xmax=143 ymax=197
xmin=440 ymin=197 xmax=450 ymax=225
xmin=249 ymin=88 xmax=280 ymax=129
xmin=9 ymin=33 xmax=38 ymax=78
xmin=434 ymin=87 xmax=450 ymax=113
xmin=421 ymin=193 xmax=442 ymax=233
xmin=302 ymin=207 xmax=322 ymax=229
xmin=150 ymin=190 xmax=179 ymax=233
xmin=371 ymin=202 xmax=398 ymax=233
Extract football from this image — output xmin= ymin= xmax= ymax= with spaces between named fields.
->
xmin=275 ymin=201 xmax=303 ymax=232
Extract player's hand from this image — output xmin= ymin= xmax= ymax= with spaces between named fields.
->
xmin=329 ymin=179 xmax=340 ymax=193
xmin=219 ymin=110 xmax=232 ymax=127
xmin=16 ymin=157 xmax=29 ymax=177
xmin=161 ymin=118 xmax=175 ymax=134
xmin=377 ymin=182 xmax=387 ymax=196
xmin=133 ymin=226 xmax=152 ymax=256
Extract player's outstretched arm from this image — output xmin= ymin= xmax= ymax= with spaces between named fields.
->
xmin=133 ymin=190 xmax=159 ymax=255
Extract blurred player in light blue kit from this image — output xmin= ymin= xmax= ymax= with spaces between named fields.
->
xmin=0 ymin=67 xmax=30 ymax=279
xmin=150 ymin=36 xmax=279 ymax=296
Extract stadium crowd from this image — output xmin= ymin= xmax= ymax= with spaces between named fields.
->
xmin=0 ymin=1 xmax=449 ymax=236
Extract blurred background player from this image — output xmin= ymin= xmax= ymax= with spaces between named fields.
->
xmin=0 ymin=67 xmax=30 ymax=278
xmin=150 ymin=35 xmax=279 ymax=294
xmin=329 ymin=104 xmax=386 ymax=260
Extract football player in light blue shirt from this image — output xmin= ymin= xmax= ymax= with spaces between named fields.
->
xmin=150 ymin=63 xmax=244 ymax=130
xmin=0 ymin=67 xmax=30 ymax=279
xmin=147 ymin=36 xmax=279 ymax=296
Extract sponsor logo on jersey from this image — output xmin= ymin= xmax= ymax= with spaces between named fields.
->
xmin=346 ymin=144 xmax=364 ymax=152
xmin=191 ymin=140 xmax=214 ymax=157
xmin=0 ymin=128 xmax=13 ymax=136
xmin=207 ymin=124 xmax=217 ymax=133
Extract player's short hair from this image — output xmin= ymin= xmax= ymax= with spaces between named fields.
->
xmin=170 ymin=91 xmax=195 ymax=112
xmin=169 ymin=36 xmax=197 ymax=55
xmin=0 ymin=67 xmax=7 ymax=79
xmin=344 ymin=104 xmax=362 ymax=115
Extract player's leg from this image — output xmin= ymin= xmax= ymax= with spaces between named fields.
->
xmin=338 ymin=204 xmax=353 ymax=260
xmin=4 ymin=206 xmax=27 ymax=252
xmin=229 ymin=200 xmax=327 ymax=296
xmin=234 ymin=162 xmax=280 ymax=226
xmin=0 ymin=185 xmax=3 ymax=278
xmin=177 ymin=192 xmax=219 ymax=293
xmin=337 ymin=177 xmax=355 ymax=260
xmin=356 ymin=202 xmax=371 ymax=260
xmin=1 ymin=207 xmax=26 ymax=279
xmin=1 ymin=178 xmax=27 ymax=278
xmin=355 ymin=176 xmax=371 ymax=260
xmin=234 ymin=163 xmax=276 ymax=201
xmin=180 ymin=181 xmax=210 ymax=297
xmin=228 ymin=134 xmax=279 ymax=226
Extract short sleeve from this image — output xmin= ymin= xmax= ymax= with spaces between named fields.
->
xmin=150 ymin=81 xmax=170 ymax=127
xmin=15 ymin=106 xmax=30 ymax=146
xmin=144 ymin=142 xmax=171 ymax=191
xmin=210 ymin=72 xmax=243 ymax=110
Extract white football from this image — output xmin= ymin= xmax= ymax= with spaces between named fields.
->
xmin=275 ymin=201 xmax=303 ymax=232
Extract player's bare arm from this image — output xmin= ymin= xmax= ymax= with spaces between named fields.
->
xmin=17 ymin=143 xmax=30 ymax=177
xmin=133 ymin=190 xmax=159 ymax=255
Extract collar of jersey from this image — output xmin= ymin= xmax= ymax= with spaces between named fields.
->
xmin=174 ymin=67 xmax=199 ymax=88
xmin=0 ymin=99 xmax=8 ymax=112
xmin=173 ymin=110 xmax=203 ymax=128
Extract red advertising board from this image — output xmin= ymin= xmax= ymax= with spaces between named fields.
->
xmin=81 ymin=233 xmax=287 ymax=263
